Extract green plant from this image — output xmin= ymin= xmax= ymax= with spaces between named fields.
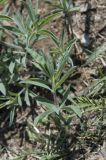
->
xmin=0 ymin=0 xmax=106 ymax=159
xmin=45 ymin=0 xmax=79 ymax=39
xmin=0 ymin=0 xmax=60 ymax=125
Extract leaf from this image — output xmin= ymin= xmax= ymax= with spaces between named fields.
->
xmin=82 ymin=76 xmax=106 ymax=96
xmin=21 ymin=55 xmax=27 ymax=67
xmin=9 ymin=107 xmax=15 ymax=126
xmin=38 ymin=12 xmax=59 ymax=28
xmin=22 ymin=0 xmax=35 ymax=22
xmin=0 ymin=15 xmax=13 ymax=21
xmin=65 ymin=38 xmax=77 ymax=53
xmin=55 ymin=67 xmax=76 ymax=90
xmin=24 ymin=89 xmax=30 ymax=106
xmin=0 ymin=41 xmax=21 ymax=49
xmin=9 ymin=61 xmax=15 ymax=74
xmin=21 ymin=79 xmax=52 ymax=91
xmin=60 ymin=28 xmax=65 ymax=47
xmin=18 ymin=95 xmax=22 ymax=106
xmin=36 ymin=96 xmax=59 ymax=114
xmin=26 ymin=48 xmax=51 ymax=77
xmin=43 ymin=53 xmax=55 ymax=79
xmin=58 ymin=87 xmax=76 ymax=104
xmin=54 ymin=52 xmax=70 ymax=81
xmin=60 ymin=85 xmax=70 ymax=108
xmin=26 ymin=48 xmax=45 ymax=65
xmin=0 ymin=82 xmax=6 ymax=95
xmin=64 ymin=105 xmax=82 ymax=118
xmin=41 ymin=30 xmax=60 ymax=47
xmin=34 ymin=110 xmax=53 ymax=125
xmin=85 ymin=42 xmax=106 ymax=66
xmin=13 ymin=12 xmax=27 ymax=33
xmin=2 ymin=26 xmax=22 ymax=35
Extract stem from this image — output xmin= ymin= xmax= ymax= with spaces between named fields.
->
xmin=64 ymin=12 xmax=74 ymax=40
xmin=64 ymin=13 xmax=71 ymax=40
xmin=53 ymin=92 xmax=58 ymax=106
xmin=52 ymin=77 xmax=58 ymax=106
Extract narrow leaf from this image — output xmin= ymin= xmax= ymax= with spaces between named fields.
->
xmin=21 ymin=79 xmax=52 ymax=91
xmin=0 ymin=15 xmax=13 ymax=21
xmin=24 ymin=89 xmax=30 ymax=106
xmin=55 ymin=67 xmax=76 ymax=90
xmin=36 ymin=96 xmax=59 ymax=114
xmin=0 ymin=82 xmax=6 ymax=95
xmin=60 ymin=85 xmax=70 ymax=108
xmin=34 ymin=110 xmax=53 ymax=125
xmin=85 ymin=42 xmax=106 ymax=66
xmin=64 ymin=105 xmax=82 ymax=118
xmin=9 ymin=61 xmax=15 ymax=74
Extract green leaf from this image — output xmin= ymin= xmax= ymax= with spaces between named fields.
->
xmin=13 ymin=12 xmax=27 ymax=33
xmin=9 ymin=107 xmax=15 ymax=126
xmin=65 ymin=38 xmax=77 ymax=52
xmin=0 ymin=41 xmax=21 ymax=49
xmin=0 ymin=15 xmax=13 ymax=21
xmin=24 ymin=89 xmax=30 ymax=106
xmin=54 ymin=52 xmax=70 ymax=81
xmin=60 ymin=28 xmax=65 ymax=47
xmin=43 ymin=53 xmax=55 ymax=79
xmin=22 ymin=0 xmax=35 ymax=22
xmin=34 ymin=110 xmax=53 ymax=125
xmin=41 ymin=30 xmax=60 ymax=47
xmin=64 ymin=105 xmax=82 ymax=118
xmin=9 ymin=61 xmax=15 ymax=74
xmin=17 ymin=95 xmax=22 ymax=106
xmin=60 ymin=85 xmax=70 ymax=108
xmin=2 ymin=26 xmax=22 ymax=35
xmin=85 ymin=42 xmax=106 ymax=66
xmin=0 ymin=82 xmax=6 ymax=95
xmin=21 ymin=79 xmax=52 ymax=91
xmin=26 ymin=48 xmax=51 ymax=77
xmin=38 ymin=12 xmax=59 ymax=28
xmin=58 ymin=87 xmax=76 ymax=104
xmin=55 ymin=67 xmax=76 ymax=90
xmin=36 ymin=96 xmax=59 ymax=114
xmin=26 ymin=48 xmax=45 ymax=65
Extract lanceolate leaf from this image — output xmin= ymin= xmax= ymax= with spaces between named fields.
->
xmin=34 ymin=110 xmax=54 ymax=125
xmin=26 ymin=48 xmax=45 ymax=65
xmin=41 ymin=30 xmax=60 ymax=47
xmin=22 ymin=0 xmax=35 ymax=22
xmin=9 ymin=61 xmax=15 ymax=74
xmin=17 ymin=95 xmax=22 ymax=106
xmin=13 ymin=12 xmax=27 ymax=33
xmin=85 ymin=42 xmax=106 ymax=66
xmin=63 ymin=105 xmax=82 ymax=118
xmin=54 ymin=52 xmax=70 ymax=81
xmin=26 ymin=48 xmax=51 ymax=77
xmin=2 ymin=26 xmax=22 ymax=35
xmin=0 ymin=15 xmax=13 ymax=21
xmin=55 ymin=67 xmax=76 ymax=90
xmin=60 ymin=85 xmax=70 ymax=108
xmin=24 ymin=89 xmax=30 ymax=106
xmin=38 ymin=12 xmax=60 ymax=28
xmin=0 ymin=82 xmax=6 ymax=95
xmin=21 ymin=79 xmax=52 ymax=91
xmin=36 ymin=96 xmax=59 ymax=114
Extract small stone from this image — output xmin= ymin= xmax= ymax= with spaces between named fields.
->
xmin=80 ymin=3 xmax=89 ymax=12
